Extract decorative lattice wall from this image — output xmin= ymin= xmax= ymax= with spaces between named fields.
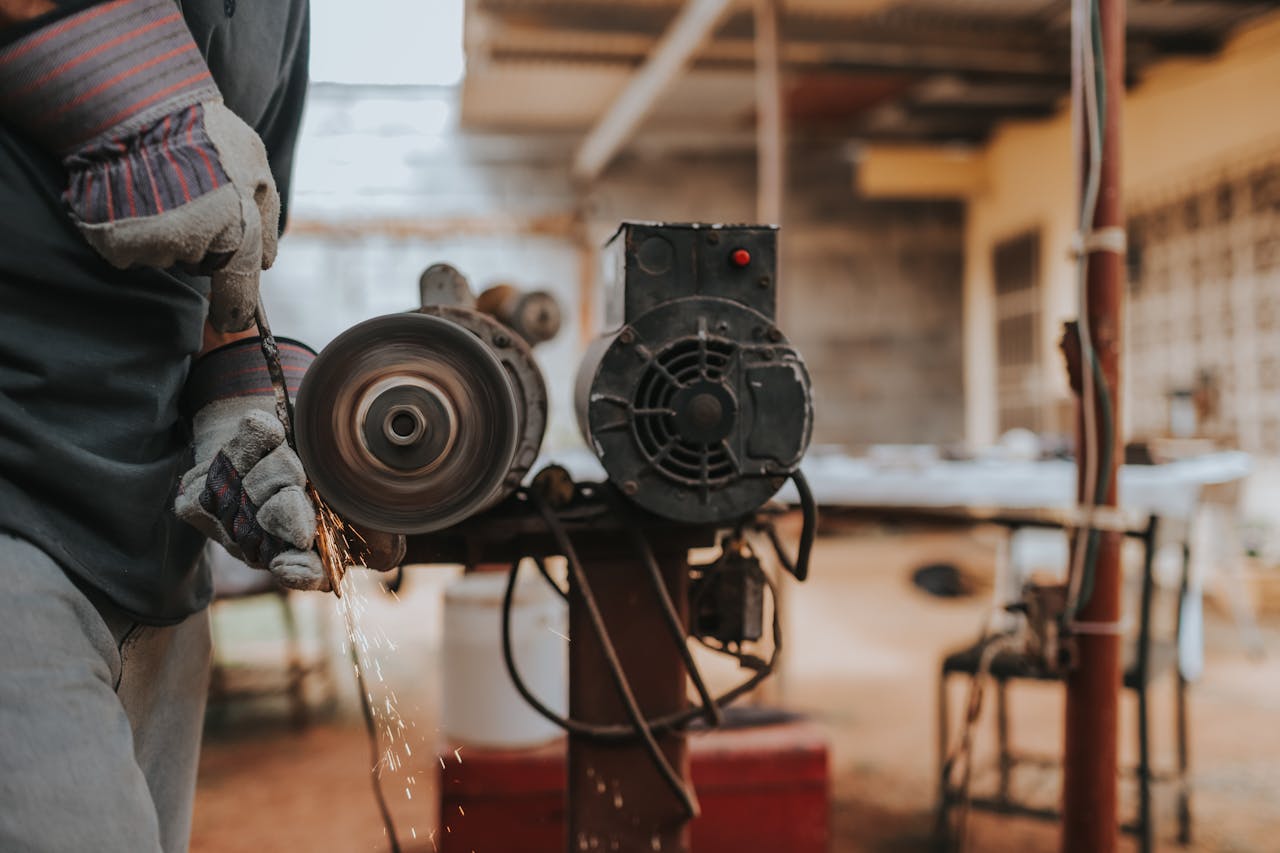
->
xmin=1126 ymin=154 xmax=1280 ymax=453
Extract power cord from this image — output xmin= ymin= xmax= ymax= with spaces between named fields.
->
xmin=500 ymin=489 xmax=785 ymax=741
xmin=527 ymin=488 xmax=700 ymax=819
xmin=1067 ymin=0 xmax=1116 ymax=621
xmin=629 ymin=527 xmax=724 ymax=728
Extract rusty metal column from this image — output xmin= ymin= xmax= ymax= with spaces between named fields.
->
xmin=1061 ymin=0 xmax=1125 ymax=850
xmin=567 ymin=545 xmax=691 ymax=853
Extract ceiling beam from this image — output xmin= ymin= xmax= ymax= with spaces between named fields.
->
xmin=491 ymin=23 xmax=1072 ymax=79
xmin=571 ymin=0 xmax=736 ymax=181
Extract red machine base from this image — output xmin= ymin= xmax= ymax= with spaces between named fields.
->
xmin=438 ymin=719 xmax=829 ymax=852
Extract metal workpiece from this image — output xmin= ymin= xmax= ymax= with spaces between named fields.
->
xmin=576 ymin=222 xmax=813 ymax=524
xmin=293 ymin=312 xmax=522 ymax=534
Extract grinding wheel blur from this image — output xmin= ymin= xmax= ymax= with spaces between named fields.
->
xmin=294 ymin=313 xmax=521 ymax=534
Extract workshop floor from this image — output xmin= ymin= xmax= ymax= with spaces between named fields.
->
xmin=190 ymin=530 xmax=1280 ymax=852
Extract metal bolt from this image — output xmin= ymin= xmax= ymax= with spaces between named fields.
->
xmin=493 ymin=333 xmax=511 ymax=348
xmin=757 ymin=275 xmax=772 ymax=288
xmin=761 ymin=349 xmax=775 ymax=360
xmin=767 ymin=327 xmax=783 ymax=342
xmin=621 ymin=480 xmax=639 ymax=496
xmin=716 ymin=321 xmax=729 ymax=333
xmin=618 ymin=328 xmax=635 ymax=345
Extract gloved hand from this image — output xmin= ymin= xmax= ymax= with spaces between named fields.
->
xmin=0 ymin=0 xmax=277 ymax=332
xmin=175 ymin=339 xmax=405 ymax=591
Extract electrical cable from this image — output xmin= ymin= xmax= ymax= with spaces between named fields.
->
xmin=754 ymin=469 xmax=817 ymax=581
xmin=349 ymin=638 xmax=404 ymax=853
xmin=532 ymin=554 xmax=568 ymax=602
xmin=790 ymin=470 xmax=817 ymax=581
xmin=1066 ymin=0 xmax=1116 ymax=621
xmin=500 ymin=492 xmax=784 ymax=741
xmin=527 ymin=490 xmax=700 ymax=819
xmin=629 ymin=527 xmax=724 ymax=728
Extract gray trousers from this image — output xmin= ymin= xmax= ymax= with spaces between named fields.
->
xmin=0 ymin=534 xmax=211 ymax=853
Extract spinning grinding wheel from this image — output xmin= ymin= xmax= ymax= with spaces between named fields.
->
xmin=294 ymin=313 xmax=521 ymax=534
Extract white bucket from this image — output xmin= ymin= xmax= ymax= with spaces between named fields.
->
xmin=441 ymin=567 xmax=567 ymax=748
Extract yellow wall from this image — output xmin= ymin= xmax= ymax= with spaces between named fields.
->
xmin=963 ymin=12 xmax=1280 ymax=444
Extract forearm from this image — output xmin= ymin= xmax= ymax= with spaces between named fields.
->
xmin=0 ymin=0 xmax=55 ymax=28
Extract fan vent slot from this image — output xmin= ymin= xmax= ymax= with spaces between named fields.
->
xmin=633 ymin=337 xmax=738 ymax=488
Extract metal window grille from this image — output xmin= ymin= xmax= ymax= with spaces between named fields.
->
xmin=1126 ymin=152 xmax=1280 ymax=453
xmin=995 ymin=231 xmax=1043 ymax=434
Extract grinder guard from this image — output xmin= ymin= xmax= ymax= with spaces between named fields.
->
xmin=294 ymin=312 xmax=522 ymax=534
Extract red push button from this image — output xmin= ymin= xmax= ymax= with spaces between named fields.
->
xmin=730 ymin=248 xmax=751 ymax=267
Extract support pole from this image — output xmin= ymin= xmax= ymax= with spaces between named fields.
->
xmin=572 ymin=0 xmax=735 ymax=182
xmin=1061 ymin=0 xmax=1125 ymax=850
xmin=754 ymin=0 xmax=784 ymax=225
xmin=567 ymin=546 xmax=691 ymax=853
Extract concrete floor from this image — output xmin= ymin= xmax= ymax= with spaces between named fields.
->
xmin=191 ymin=529 xmax=1280 ymax=852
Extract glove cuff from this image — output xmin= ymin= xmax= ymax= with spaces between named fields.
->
xmin=183 ymin=337 xmax=316 ymax=417
xmin=0 ymin=0 xmax=219 ymax=154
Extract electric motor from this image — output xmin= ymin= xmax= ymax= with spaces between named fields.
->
xmin=575 ymin=222 xmax=813 ymax=524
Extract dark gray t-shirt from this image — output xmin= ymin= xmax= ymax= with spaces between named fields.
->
xmin=0 ymin=0 xmax=310 ymax=624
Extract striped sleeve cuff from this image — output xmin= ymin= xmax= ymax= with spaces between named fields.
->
xmin=64 ymin=103 xmax=231 ymax=223
xmin=0 ymin=0 xmax=218 ymax=154
xmin=183 ymin=338 xmax=316 ymax=417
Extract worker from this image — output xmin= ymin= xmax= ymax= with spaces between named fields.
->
xmin=0 ymin=1 xmax=399 ymax=850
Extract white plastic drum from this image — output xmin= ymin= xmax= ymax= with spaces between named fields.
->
xmin=441 ymin=567 xmax=567 ymax=748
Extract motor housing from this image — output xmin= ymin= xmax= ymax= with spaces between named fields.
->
xmin=575 ymin=222 xmax=813 ymax=524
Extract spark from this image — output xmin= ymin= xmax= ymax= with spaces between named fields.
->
xmin=548 ymin=627 xmax=571 ymax=643
xmin=458 ymin=805 xmax=465 ymax=816
xmin=318 ymin=498 xmax=425 ymax=853
xmin=454 ymin=747 xmax=464 ymax=764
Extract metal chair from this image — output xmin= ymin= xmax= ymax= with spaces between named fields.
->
xmin=935 ymin=514 xmax=1192 ymax=852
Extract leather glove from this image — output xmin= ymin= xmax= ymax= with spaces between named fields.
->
xmin=0 ymin=0 xmax=278 ymax=332
xmin=175 ymin=339 xmax=406 ymax=591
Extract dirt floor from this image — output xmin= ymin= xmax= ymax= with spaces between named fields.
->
xmin=190 ymin=529 xmax=1280 ymax=852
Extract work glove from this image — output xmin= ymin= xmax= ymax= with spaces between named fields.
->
xmin=0 ymin=0 xmax=277 ymax=332
xmin=175 ymin=339 xmax=406 ymax=591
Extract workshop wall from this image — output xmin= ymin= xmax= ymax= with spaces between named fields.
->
xmin=264 ymin=84 xmax=964 ymax=450
xmin=962 ymin=12 xmax=1280 ymax=449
